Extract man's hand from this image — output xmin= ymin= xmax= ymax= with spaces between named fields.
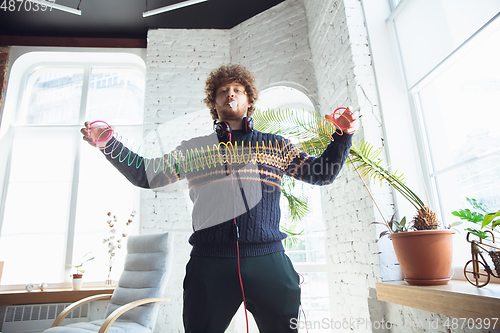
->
xmin=81 ymin=121 xmax=114 ymax=148
xmin=326 ymin=106 xmax=360 ymax=134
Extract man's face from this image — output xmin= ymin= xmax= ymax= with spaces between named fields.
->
xmin=214 ymin=81 xmax=250 ymax=121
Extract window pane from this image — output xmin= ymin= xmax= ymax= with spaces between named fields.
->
xmin=414 ymin=16 xmax=500 ymax=267
xmin=0 ymin=129 xmax=74 ymax=284
xmin=417 ymin=20 xmax=500 ymax=202
xmin=86 ymin=69 xmax=145 ymax=124
xmin=394 ymin=0 xmax=500 ymax=87
xmin=73 ymin=126 xmax=142 ymax=282
xmin=0 ymin=56 xmax=145 ymax=287
xmin=283 ymin=182 xmax=326 ymax=264
xmin=435 ymin=154 xmax=500 ymax=227
xmin=418 ymin=21 xmax=500 ymax=174
xmin=434 ymin=154 xmax=500 ymax=268
xmin=295 ymin=272 xmax=331 ymax=332
xmin=22 ymin=68 xmax=84 ymax=125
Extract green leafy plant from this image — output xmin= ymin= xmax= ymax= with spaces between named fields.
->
xmin=348 ymin=142 xmax=424 ymax=212
xmin=281 ymin=176 xmax=310 ymax=223
xmin=70 ymin=252 xmax=94 ymax=276
xmin=374 ymin=213 xmax=412 ymax=238
xmin=280 ymin=176 xmax=307 ymax=247
xmin=452 ymin=198 xmax=500 ymax=239
xmin=253 ymin=107 xmax=441 ymax=236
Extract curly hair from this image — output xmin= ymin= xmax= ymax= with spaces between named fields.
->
xmin=204 ymin=64 xmax=258 ymax=121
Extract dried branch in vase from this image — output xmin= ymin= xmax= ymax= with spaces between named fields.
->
xmin=103 ymin=210 xmax=136 ymax=284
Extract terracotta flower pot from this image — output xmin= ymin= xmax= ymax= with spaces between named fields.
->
xmin=389 ymin=229 xmax=455 ymax=286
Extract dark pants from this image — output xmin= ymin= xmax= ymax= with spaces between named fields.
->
xmin=183 ymin=251 xmax=301 ymax=333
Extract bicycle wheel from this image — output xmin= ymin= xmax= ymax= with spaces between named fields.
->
xmin=464 ymin=259 xmax=490 ymax=287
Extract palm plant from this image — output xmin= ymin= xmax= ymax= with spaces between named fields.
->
xmin=280 ymin=176 xmax=308 ymax=247
xmin=253 ymin=107 xmax=441 ymax=235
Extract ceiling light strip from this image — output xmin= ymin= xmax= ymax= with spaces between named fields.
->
xmin=143 ymin=0 xmax=209 ymax=18
xmin=27 ymin=0 xmax=81 ymax=15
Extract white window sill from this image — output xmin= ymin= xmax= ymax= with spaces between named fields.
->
xmin=376 ymin=280 xmax=500 ymax=327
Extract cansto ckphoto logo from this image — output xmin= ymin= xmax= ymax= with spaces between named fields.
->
xmin=290 ymin=317 xmax=393 ymax=330
xmin=290 ymin=317 xmax=499 ymax=331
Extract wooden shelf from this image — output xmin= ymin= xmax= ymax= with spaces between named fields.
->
xmin=0 ymin=287 xmax=114 ymax=305
xmin=376 ymin=280 xmax=500 ymax=323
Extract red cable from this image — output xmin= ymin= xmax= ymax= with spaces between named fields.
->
xmin=228 ymin=133 xmax=249 ymax=333
xmin=236 ymin=239 xmax=249 ymax=332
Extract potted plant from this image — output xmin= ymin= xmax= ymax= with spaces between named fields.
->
xmin=349 ymin=141 xmax=459 ymax=285
xmin=253 ymin=107 xmax=457 ymax=285
xmin=452 ymin=197 xmax=500 ymax=240
xmin=452 ymin=198 xmax=500 ymax=286
xmin=70 ymin=252 xmax=94 ymax=290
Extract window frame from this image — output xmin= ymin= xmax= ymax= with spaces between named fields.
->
xmin=0 ymin=47 xmax=146 ymax=290
xmin=378 ymin=0 xmax=500 ymax=274
xmin=386 ymin=1 xmax=500 ymax=219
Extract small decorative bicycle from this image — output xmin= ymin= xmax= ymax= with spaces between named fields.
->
xmin=464 ymin=231 xmax=500 ymax=287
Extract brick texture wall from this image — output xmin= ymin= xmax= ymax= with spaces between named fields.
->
xmin=303 ymin=0 xmax=392 ymax=330
xmin=142 ymin=1 xmax=460 ymax=332
xmin=144 ymin=28 xmax=230 ymax=332
xmin=143 ymin=1 xmax=391 ymax=332
xmin=230 ymin=0 xmax=318 ymax=106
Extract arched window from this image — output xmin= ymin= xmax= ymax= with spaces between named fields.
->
xmin=0 ymin=50 xmax=145 ymax=287
xmin=255 ymin=86 xmax=331 ymax=326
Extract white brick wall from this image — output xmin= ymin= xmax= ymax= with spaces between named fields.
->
xmin=141 ymin=1 xmax=469 ymax=332
xmin=230 ymin=0 xmax=319 ymax=106
xmin=143 ymin=4 xmax=322 ymax=331
xmin=303 ymin=0 xmax=392 ymax=330
xmin=144 ymin=29 xmax=230 ymax=333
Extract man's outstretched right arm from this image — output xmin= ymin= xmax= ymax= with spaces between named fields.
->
xmin=81 ymin=121 xmax=182 ymax=189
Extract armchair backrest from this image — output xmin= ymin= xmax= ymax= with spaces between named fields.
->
xmin=105 ymin=232 xmax=173 ymax=330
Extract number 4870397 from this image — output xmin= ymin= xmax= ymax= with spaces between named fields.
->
xmin=1 ymin=0 xmax=55 ymax=12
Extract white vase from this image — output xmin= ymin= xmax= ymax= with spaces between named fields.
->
xmin=72 ymin=276 xmax=83 ymax=290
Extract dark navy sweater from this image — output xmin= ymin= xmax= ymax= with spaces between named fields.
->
xmin=102 ymin=129 xmax=352 ymax=258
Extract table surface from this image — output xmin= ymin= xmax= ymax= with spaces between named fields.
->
xmin=0 ymin=287 xmax=115 ymax=305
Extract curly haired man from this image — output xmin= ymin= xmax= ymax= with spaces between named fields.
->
xmin=82 ymin=64 xmax=358 ymax=333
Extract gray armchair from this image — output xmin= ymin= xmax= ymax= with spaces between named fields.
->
xmin=44 ymin=232 xmax=173 ymax=333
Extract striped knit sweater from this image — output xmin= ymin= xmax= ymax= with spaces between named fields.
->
xmin=103 ymin=129 xmax=352 ymax=258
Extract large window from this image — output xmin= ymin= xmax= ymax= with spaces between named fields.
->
xmin=0 ymin=51 xmax=145 ymax=287
xmin=280 ymin=182 xmax=330 ymax=331
xmin=386 ymin=1 xmax=500 ymax=266
xmin=256 ymin=86 xmax=331 ymax=332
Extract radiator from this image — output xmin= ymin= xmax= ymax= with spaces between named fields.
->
xmin=2 ymin=303 xmax=90 ymax=333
